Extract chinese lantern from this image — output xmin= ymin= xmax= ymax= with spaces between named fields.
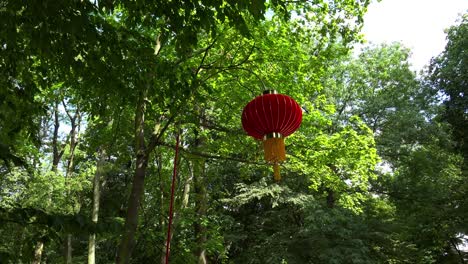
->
xmin=241 ymin=90 xmax=302 ymax=181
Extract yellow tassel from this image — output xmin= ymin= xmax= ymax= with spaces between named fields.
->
xmin=263 ymin=137 xmax=285 ymax=181
xmin=263 ymin=137 xmax=286 ymax=163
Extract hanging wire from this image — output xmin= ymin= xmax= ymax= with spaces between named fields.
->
xmin=237 ymin=67 xmax=269 ymax=95
xmin=165 ymin=130 xmax=180 ymax=264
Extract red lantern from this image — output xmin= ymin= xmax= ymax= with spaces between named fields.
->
xmin=241 ymin=90 xmax=302 ymax=181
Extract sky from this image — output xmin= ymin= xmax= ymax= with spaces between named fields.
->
xmin=360 ymin=0 xmax=468 ymax=72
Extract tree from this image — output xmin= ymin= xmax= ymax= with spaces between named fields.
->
xmin=428 ymin=14 xmax=468 ymax=170
xmin=322 ymin=40 xmax=468 ymax=262
xmin=425 ymin=14 xmax=468 ymax=262
xmin=323 ymin=43 xmax=432 ymax=166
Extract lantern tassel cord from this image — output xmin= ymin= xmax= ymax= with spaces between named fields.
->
xmin=165 ymin=132 xmax=180 ymax=264
xmin=273 ymin=163 xmax=281 ymax=181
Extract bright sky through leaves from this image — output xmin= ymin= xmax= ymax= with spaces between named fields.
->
xmin=361 ymin=0 xmax=468 ymax=71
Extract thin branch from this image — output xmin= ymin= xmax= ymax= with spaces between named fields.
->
xmin=235 ymin=66 xmax=268 ymax=90
xmin=147 ymin=39 xmax=221 ymax=155
xmin=174 ymin=42 xmax=218 ymax=66
xmin=146 ymin=113 xmax=178 ymax=156
xmin=450 ymin=238 xmax=466 ymax=264
xmin=62 ymin=99 xmax=74 ymax=122
xmin=159 ymin=142 xmax=264 ymax=165
xmin=200 ymin=43 xmax=256 ymax=71
xmin=195 ymin=38 xmax=217 ymax=76
xmin=199 ymin=115 xmax=242 ymax=134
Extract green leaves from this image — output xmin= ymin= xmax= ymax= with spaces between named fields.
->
xmin=428 ymin=14 xmax=468 ymax=165
xmin=0 ymin=0 xmax=390 ymax=262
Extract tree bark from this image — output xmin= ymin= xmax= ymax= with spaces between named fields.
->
xmin=181 ymin=164 xmax=193 ymax=209
xmin=116 ymin=153 xmax=148 ymax=263
xmin=52 ymin=101 xmax=60 ymax=172
xmin=66 ymin=235 xmax=72 ymax=264
xmin=32 ymin=241 xmax=44 ymax=264
xmin=88 ymin=148 xmax=106 ymax=264
xmin=65 ymin=105 xmax=80 ymax=176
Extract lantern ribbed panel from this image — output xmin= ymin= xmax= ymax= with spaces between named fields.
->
xmin=241 ymin=94 xmax=302 ymax=139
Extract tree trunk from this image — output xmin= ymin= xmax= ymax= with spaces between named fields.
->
xmin=326 ymin=165 xmax=337 ymax=208
xmin=52 ymin=101 xmax=60 ymax=172
xmin=88 ymin=148 xmax=106 ymax=264
xmin=66 ymin=235 xmax=72 ymax=264
xmin=116 ymin=153 xmax=148 ymax=263
xmin=65 ymin=106 xmax=80 ymax=176
xmin=116 ymin=89 xmax=149 ymax=264
xmin=32 ymin=241 xmax=44 ymax=264
xmin=181 ymin=165 xmax=193 ymax=209
xmin=326 ymin=188 xmax=335 ymax=208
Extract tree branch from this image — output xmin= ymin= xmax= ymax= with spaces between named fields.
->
xmin=200 ymin=43 xmax=256 ymax=71
xmin=450 ymin=238 xmax=466 ymax=264
xmin=199 ymin=115 xmax=243 ymax=134
xmin=195 ymin=38 xmax=217 ymax=76
xmin=159 ymin=142 xmax=264 ymax=165
xmin=146 ymin=113 xmax=178 ymax=156
xmin=174 ymin=40 xmax=218 ymax=66
xmin=154 ymin=34 xmax=162 ymax=56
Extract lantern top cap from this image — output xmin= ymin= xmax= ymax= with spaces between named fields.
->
xmin=263 ymin=90 xmax=278 ymax=95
